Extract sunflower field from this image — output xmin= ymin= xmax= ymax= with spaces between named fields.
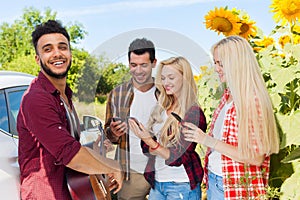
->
xmin=196 ymin=0 xmax=300 ymax=199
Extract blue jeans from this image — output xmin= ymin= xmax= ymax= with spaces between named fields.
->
xmin=148 ymin=181 xmax=201 ymax=200
xmin=206 ymin=171 xmax=224 ymax=200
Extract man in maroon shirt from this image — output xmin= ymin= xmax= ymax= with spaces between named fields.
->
xmin=17 ymin=20 xmax=122 ymax=200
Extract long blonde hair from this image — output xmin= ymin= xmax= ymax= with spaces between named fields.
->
xmin=212 ymin=36 xmax=279 ymax=158
xmin=148 ymin=56 xmax=198 ymax=147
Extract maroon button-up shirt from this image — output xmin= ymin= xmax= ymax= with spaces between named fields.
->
xmin=17 ymin=72 xmax=81 ymax=200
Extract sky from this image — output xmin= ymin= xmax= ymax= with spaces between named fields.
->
xmin=0 ymin=0 xmax=276 ymax=70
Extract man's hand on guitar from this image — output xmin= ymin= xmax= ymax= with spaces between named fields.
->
xmin=107 ymin=170 xmax=123 ymax=193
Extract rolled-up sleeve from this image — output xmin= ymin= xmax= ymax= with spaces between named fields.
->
xmin=166 ymin=106 xmax=207 ymax=166
xmin=23 ymin=90 xmax=81 ymax=165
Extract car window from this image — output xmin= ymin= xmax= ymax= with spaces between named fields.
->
xmin=6 ymin=86 xmax=28 ymax=136
xmin=0 ymin=90 xmax=9 ymax=132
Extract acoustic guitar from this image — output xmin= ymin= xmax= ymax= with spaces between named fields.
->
xmin=66 ymin=121 xmax=112 ymax=200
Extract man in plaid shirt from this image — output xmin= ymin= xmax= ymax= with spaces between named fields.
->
xmin=105 ymin=38 xmax=158 ymax=200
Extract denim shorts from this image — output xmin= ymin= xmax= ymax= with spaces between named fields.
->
xmin=206 ymin=171 xmax=224 ymax=200
xmin=148 ymin=181 xmax=201 ymax=200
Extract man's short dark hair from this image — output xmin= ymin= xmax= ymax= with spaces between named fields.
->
xmin=128 ymin=38 xmax=156 ymax=63
xmin=32 ymin=20 xmax=70 ymax=53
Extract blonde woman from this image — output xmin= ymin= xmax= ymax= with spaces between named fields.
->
xmin=183 ymin=36 xmax=279 ymax=200
xmin=128 ymin=56 xmax=207 ymax=200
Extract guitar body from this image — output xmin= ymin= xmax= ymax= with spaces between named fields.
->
xmin=66 ymin=168 xmax=96 ymax=200
xmin=65 ymin=115 xmax=113 ymax=200
xmin=66 ymin=168 xmax=112 ymax=200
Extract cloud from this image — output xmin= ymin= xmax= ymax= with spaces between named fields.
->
xmin=59 ymin=0 xmax=218 ymax=18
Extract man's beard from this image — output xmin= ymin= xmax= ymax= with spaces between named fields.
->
xmin=40 ymin=60 xmax=71 ymax=79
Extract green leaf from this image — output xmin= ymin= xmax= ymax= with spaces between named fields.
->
xmin=271 ymin=67 xmax=297 ymax=93
xmin=277 ymin=110 xmax=300 ymax=148
xmin=292 ymin=44 xmax=300 ymax=61
xmin=280 ymin=162 xmax=300 ymax=200
xmin=270 ymin=92 xmax=281 ymax=110
xmin=282 ymin=147 xmax=300 ymax=163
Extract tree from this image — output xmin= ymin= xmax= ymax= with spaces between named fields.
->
xmin=0 ymin=7 xmax=87 ymax=92
xmin=95 ymin=59 xmax=130 ymax=103
xmin=75 ymin=53 xmax=102 ymax=103
xmin=75 ymin=54 xmax=130 ymax=103
xmin=0 ymin=7 xmax=130 ymax=104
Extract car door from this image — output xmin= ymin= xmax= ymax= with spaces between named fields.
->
xmin=0 ymin=85 xmax=28 ymax=200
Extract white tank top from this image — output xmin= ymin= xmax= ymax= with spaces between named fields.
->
xmin=153 ymin=111 xmax=189 ymax=182
xmin=208 ymin=101 xmax=233 ymax=176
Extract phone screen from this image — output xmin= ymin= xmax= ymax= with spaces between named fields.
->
xmin=112 ymin=117 xmax=122 ymax=122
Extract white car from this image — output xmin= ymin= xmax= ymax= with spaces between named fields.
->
xmin=0 ymin=71 xmax=35 ymax=199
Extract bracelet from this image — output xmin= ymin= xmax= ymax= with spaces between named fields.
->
xmin=203 ymin=135 xmax=218 ymax=149
xmin=150 ymin=142 xmax=160 ymax=151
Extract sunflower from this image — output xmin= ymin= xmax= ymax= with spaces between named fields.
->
xmin=279 ymin=35 xmax=291 ymax=48
xmin=270 ymin=0 xmax=300 ymax=26
xmin=253 ymin=46 xmax=263 ymax=52
xmin=205 ymin=7 xmax=241 ymax=36
xmin=293 ymin=35 xmax=300 ymax=44
xmin=238 ymin=15 xmax=257 ymax=39
xmin=193 ymin=75 xmax=201 ymax=82
xmin=271 ymin=52 xmax=286 ymax=59
xmin=253 ymin=36 xmax=275 ymax=52
xmin=200 ymin=65 xmax=208 ymax=72
xmin=292 ymin=24 xmax=300 ymax=34
xmin=266 ymin=37 xmax=275 ymax=46
xmin=291 ymin=24 xmax=300 ymax=43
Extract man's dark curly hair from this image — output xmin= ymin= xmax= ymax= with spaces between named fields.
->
xmin=32 ymin=20 xmax=70 ymax=53
xmin=128 ymin=38 xmax=156 ymax=63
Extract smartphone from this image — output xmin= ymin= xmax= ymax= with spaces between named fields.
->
xmin=112 ymin=117 xmax=122 ymax=122
xmin=171 ymin=112 xmax=182 ymax=123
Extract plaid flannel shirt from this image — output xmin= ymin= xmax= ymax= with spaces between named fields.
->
xmin=204 ymin=89 xmax=270 ymax=200
xmin=105 ymin=79 xmax=159 ymax=180
xmin=143 ymin=105 xmax=207 ymax=190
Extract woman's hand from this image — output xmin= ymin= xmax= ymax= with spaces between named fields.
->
xmin=128 ymin=118 xmax=155 ymax=145
xmin=183 ymin=123 xmax=264 ymax=165
xmin=128 ymin=118 xmax=151 ymax=139
xmin=182 ymin=122 xmax=206 ymax=144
